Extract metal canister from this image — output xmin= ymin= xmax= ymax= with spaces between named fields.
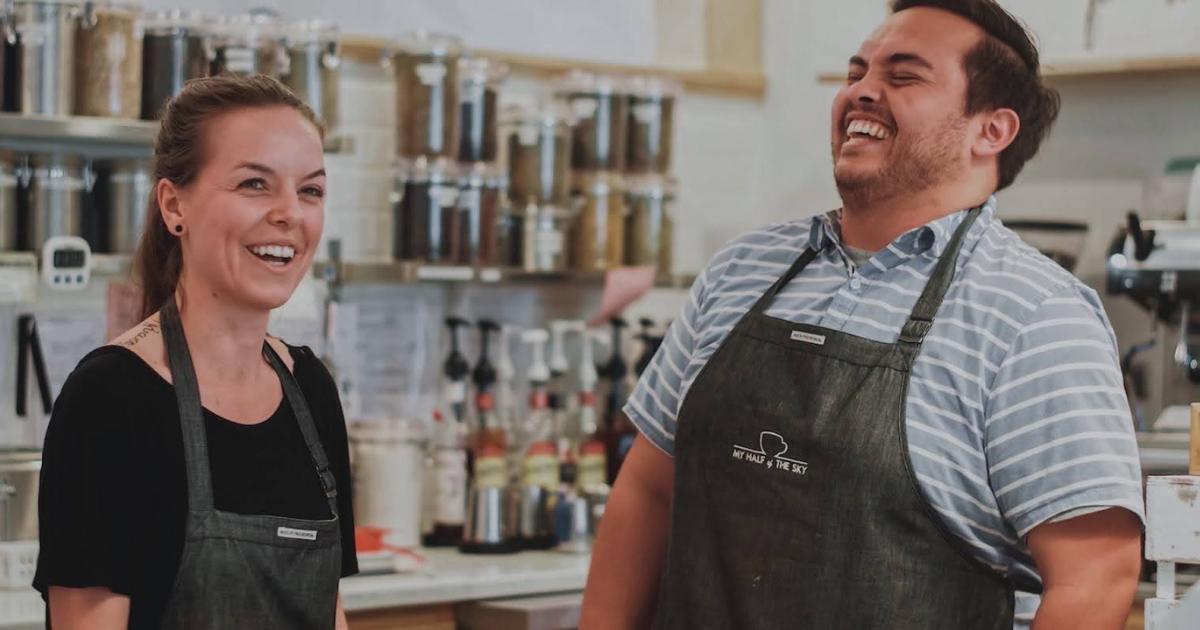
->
xmin=0 ymin=160 xmax=19 ymax=251
xmin=281 ymin=20 xmax=339 ymax=131
xmin=20 ymin=154 xmax=94 ymax=255
xmin=12 ymin=0 xmax=82 ymax=115
xmin=106 ymin=158 xmax=150 ymax=254
xmin=624 ymin=174 xmax=676 ymax=275
xmin=0 ymin=448 xmax=41 ymax=542
xmin=570 ymin=171 xmax=625 ymax=271
xmin=393 ymin=157 xmax=460 ymax=262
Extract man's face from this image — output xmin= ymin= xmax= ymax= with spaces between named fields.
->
xmin=831 ymin=7 xmax=985 ymax=201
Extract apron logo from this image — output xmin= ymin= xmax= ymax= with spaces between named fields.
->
xmin=732 ymin=431 xmax=809 ymax=475
xmin=277 ymin=527 xmax=318 ymax=541
xmin=790 ymin=331 xmax=826 ymax=346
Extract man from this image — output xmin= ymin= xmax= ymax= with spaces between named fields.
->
xmin=580 ymin=1 xmax=1145 ymax=629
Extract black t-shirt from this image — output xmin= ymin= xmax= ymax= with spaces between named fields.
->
xmin=33 ymin=344 xmax=358 ymax=629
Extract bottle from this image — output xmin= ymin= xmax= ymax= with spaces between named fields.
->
xmin=597 ymin=317 xmax=631 ymax=483
xmin=577 ymin=329 xmax=609 ymax=492
xmin=473 ymin=320 xmax=504 ymax=448
xmin=518 ymin=328 xmax=560 ymax=550
xmin=424 ymin=317 xmax=471 ymax=547
xmin=549 ymin=319 xmax=584 ymax=483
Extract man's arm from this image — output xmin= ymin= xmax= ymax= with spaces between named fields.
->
xmin=580 ymin=434 xmax=676 ymax=629
xmin=1027 ymin=507 xmax=1143 ymax=630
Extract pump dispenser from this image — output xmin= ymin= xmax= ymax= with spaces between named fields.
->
xmin=598 ymin=317 xmax=631 ymax=483
xmin=516 ymin=329 xmax=559 ymax=549
xmin=425 ymin=317 xmax=471 ymax=547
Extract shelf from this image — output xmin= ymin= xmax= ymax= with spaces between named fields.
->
xmin=0 ymin=113 xmax=354 ymax=157
xmin=341 ymin=35 xmax=766 ymax=99
xmin=817 ymin=54 xmax=1200 ymax=85
xmin=316 ymin=260 xmax=695 ymax=289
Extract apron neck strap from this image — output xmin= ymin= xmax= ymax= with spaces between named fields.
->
xmin=898 ymin=206 xmax=983 ymax=345
xmin=159 ymin=300 xmax=339 ymax=517
xmin=748 ymin=247 xmax=820 ymax=316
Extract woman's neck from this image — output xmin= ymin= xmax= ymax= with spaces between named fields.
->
xmin=173 ymin=278 xmax=272 ymax=387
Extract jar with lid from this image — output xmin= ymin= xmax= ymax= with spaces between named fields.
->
xmin=74 ymin=0 xmax=141 ymax=118
xmin=555 ymin=70 xmax=628 ymax=172
xmin=393 ymin=158 xmax=461 ymax=263
xmin=506 ymin=102 xmax=573 ymax=207
xmin=281 ymin=20 xmax=339 ymax=131
xmin=209 ymin=12 xmax=279 ymax=78
xmin=104 ymin=158 xmax=150 ymax=254
xmin=570 ymin=171 xmax=625 ymax=272
xmin=625 ymin=75 xmax=681 ymax=175
xmin=624 ymin=174 xmax=675 ymax=275
xmin=350 ymin=419 xmax=428 ymax=550
xmin=509 ymin=202 xmax=571 ymax=273
xmin=456 ymin=163 xmax=508 ymax=266
xmin=394 ymin=31 xmax=462 ymax=160
xmin=457 ymin=56 xmax=505 ymax=163
xmin=10 ymin=0 xmax=83 ymax=115
xmin=0 ymin=160 xmax=19 ymax=252
xmin=140 ymin=9 xmax=209 ymax=120
xmin=16 ymin=154 xmax=96 ymax=255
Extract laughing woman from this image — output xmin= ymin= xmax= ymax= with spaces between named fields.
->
xmin=33 ymin=75 xmax=357 ymax=629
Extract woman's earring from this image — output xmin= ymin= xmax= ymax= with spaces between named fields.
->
xmin=174 ymin=225 xmax=184 ymax=234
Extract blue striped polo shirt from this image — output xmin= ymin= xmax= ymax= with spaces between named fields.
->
xmin=626 ymin=196 xmax=1145 ymax=628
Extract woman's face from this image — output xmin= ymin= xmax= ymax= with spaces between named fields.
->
xmin=168 ymin=106 xmax=326 ymax=312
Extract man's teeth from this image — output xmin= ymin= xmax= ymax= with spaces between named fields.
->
xmin=846 ymin=120 xmax=890 ymax=140
xmin=249 ymin=245 xmax=296 ymax=260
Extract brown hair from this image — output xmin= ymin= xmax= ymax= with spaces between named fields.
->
xmin=890 ymin=0 xmax=1061 ymax=190
xmin=134 ymin=74 xmax=325 ymax=320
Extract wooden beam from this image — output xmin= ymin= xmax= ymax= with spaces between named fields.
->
xmin=704 ymin=0 xmax=762 ymax=72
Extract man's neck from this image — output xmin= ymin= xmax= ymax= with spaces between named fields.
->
xmin=839 ymin=183 xmax=992 ymax=252
xmin=173 ymin=276 xmax=273 ymax=387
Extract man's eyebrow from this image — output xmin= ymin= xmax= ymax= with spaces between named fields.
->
xmin=885 ymin=52 xmax=934 ymax=70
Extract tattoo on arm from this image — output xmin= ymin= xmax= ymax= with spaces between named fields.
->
xmin=121 ymin=322 xmax=161 ymax=348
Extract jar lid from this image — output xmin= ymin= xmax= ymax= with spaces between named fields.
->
xmin=285 ymin=19 xmax=338 ymax=45
xmin=555 ymin=69 xmax=626 ymax=96
xmin=397 ymin=30 xmax=463 ymax=57
xmin=349 ymin=418 xmax=428 ymax=444
xmin=505 ymin=101 xmax=574 ymax=129
xmin=143 ymin=8 xmax=208 ymax=32
xmin=458 ymin=56 xmax=508 ymax=85
xmin=625 ymin=173 xmax=677 ymax=197
xmin=399 ymin=156 xmax=460 ymax=184
xmin=627 ymin=74 xmax=683 ymax=98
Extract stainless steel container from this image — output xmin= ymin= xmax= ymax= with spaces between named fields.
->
xmin=459 ymin=485 xmax=518 ymax=554
xmin=281 ymin=20 xmax=339 ymax=131
xmin=514 ymin=484 xmax=556 ymax=550
xmin=20 ymin=155 xmax=93 ymax=254
xmin=13 ymin=0 xmax=82 ymax=115
xmin=0 ymin=161 xmax=19 ymax=251
xmin=0 ymin=448 xmax=41 ymax=542
xmin=106 ymin=159 xmax=150 ymax=254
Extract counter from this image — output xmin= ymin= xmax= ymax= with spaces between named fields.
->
xmin=0 ymin=549 xmax=590 ymax=629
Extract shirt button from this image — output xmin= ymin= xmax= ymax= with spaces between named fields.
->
xmin=849 ymin=277 xmax=863 ymax=291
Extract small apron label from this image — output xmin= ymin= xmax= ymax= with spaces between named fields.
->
xmin=791 ymin=331 xmax=826 ymax=346
xmin=277 ymin=527 xmax=318 ymax=541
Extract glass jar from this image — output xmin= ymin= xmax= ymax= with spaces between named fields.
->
xmin=11 ymin=0 xmax=83 ymax=115
xmin=281 ymin=20 xmax=339 ymax=131
xmin=457 ymin=56 xmax=505 ymax=163
xmin=209 ymin=12 xmax=279 ymax=78
xmin=74 ymin=0 xmax=141 ymax=118
xmin=624 ymin=174 xmax=676 ymax=275
xmin=506 ymin=102 xmax=574 ymax=207
xmin=140 ymin=9 xmax=209 ymax=120
xmin=393 ymin=158 xmax=461 ymax=262
xmin=555 ymin=70 xmax=628 ymax=172
xmin=625 ymin=75 xmax=681 ymax=175
xmin=0 ymin=159 xmax=19 ymax=251
xmin=456 ymin=162 xmax=508 ymax=266
xmin=569 ymin=171 xmax=625 ymax=272
xmin=394 ymin=31 xmax=462 ymax=159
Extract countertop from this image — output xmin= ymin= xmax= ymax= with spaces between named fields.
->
xmin=0 ymin=549 xmax=590 ymax=629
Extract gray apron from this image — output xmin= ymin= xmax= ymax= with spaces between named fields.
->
xmin=157 ymin=300 xmax=342 ymax=629
xmin=656 ymin=208 xmax=1031 ymax=629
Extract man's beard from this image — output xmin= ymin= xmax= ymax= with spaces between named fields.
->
xmin=833 ymin=116 xmax=969 ymax=204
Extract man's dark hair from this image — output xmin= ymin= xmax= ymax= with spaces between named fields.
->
xmin=891 ymin=0 xmax=1061 ymax=190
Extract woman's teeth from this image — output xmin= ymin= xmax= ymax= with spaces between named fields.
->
xmin=248 ymin=245 xmax=296 ymax=265
xmin=846 ymin=120 xmax=890 ymax=140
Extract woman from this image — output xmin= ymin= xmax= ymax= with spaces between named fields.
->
xmin=33 ymin=75 xmax=357 ymax=629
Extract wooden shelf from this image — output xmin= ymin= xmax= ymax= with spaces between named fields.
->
xmin=342 ymin=35 xmax=765 ymax=99
xmin=817 ymin=54 xmax=1200 ymax=85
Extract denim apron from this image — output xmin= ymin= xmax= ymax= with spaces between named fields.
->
xmin=655 ymin=208 xmax=1027 ymax=628
xmin=157 ymin=300 xmax=341 ymax=629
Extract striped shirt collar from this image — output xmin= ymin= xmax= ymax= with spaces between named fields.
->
xmin=809 ymin=195 xmax=998 ymax=263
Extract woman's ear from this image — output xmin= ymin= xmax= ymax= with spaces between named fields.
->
xmin=157 ymin=178 xmax=185 ymax=234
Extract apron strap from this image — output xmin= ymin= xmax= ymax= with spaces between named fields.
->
xmin=263 ymin=343 xmax=340 ymax=517
xmin=160 ymin=298 xmax=217 ymax=512
xmin=747 ymin=247 xmax=820 ymax=316
xmin=898 ymin=207 xmax=983 ymax=345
